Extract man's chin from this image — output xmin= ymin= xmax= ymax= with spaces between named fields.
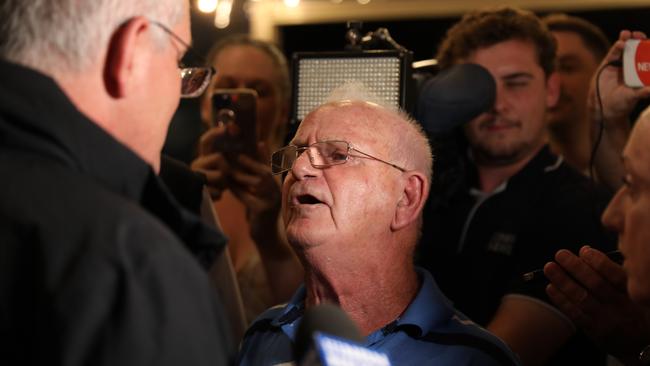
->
xmin=473 ymin=145 xmax=526 ymax=166
xmin=286 ymin=225 xmax=325 ymax=249
xmin=628 ymin=277 xmax=650 ymax=308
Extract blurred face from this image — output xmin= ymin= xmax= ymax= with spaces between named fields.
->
xmin=203 ymin=45 xmax=288 ymax=149
xmin=602 ymin=118 xmax=650 ymax=306
xmin=463 ymin=39 xmax=558 ymax=166
xmin=547 ymin=31 xmax=601 ymax=126
xmin=281 ymin=103 xmax=403 ymax=251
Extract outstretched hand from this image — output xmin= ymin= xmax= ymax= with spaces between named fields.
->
xmin=544 ymin=246 xmax=650 ymax=364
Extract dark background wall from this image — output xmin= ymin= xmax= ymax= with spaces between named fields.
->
xmin=280 ymin=8 xmax=650 ymax=62
xmin=163 ymin=4 xmax=650 ymax=163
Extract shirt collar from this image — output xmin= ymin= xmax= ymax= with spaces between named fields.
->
xmin=268 ymin=268 xmax=452 ymax=342
xmin=270 ymin=285 xmax=307 ymax=341
xmin=376 ymin=268 xmax=452 ymax=339
xmin=507 ymin=145 xmax=563 ymax=186
xmin=466 ymin=145 xmax=563 ymax=191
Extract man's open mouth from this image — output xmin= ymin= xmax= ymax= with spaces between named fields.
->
xmin=296 ymin=194 xmax=322 ymax=205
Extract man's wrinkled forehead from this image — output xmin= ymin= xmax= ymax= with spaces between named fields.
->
xmin=293 ymin=101 xmax=392 ymax=142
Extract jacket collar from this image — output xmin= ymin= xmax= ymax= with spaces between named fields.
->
xmin=0 ymin=59 xmax=226 ymax=267
xmin=0 ymin=59 xmax=151 ymax=200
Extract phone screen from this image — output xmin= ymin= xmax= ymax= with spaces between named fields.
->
xmin=210 ymin=88 xmax=258 ymax=158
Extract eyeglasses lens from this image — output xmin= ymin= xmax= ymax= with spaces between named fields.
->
xmin=180 ymin=67 xmax=212 ymax=98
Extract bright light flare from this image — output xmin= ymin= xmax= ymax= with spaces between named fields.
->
xmin=284 ymin=0 xmax=300 ymax=8
xmin=197 ymin=0 xmax=218 ymax=13
xmin=214 ymin=0 xmax=233 ymax=28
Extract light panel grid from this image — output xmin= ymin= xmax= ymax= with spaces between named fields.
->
xmin=296 ymin=57 xmax=401 ymax=120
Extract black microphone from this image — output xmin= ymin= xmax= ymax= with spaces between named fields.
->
xmin=416 ymin=63 xmax=496 ymax=134
xmin=294 ymin=303 xmax=391 ymax=366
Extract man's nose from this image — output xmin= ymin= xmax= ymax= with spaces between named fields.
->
xmin=601 ymin=188 xmax=624 ymax=232
xmin=290 ymin=148 xmax=319 ymax=180
xmin=492 ymin=82 xmax=513 ymax=114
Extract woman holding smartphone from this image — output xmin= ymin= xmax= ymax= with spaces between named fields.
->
xmin=192 ymin=36 xmax=302 ymax=323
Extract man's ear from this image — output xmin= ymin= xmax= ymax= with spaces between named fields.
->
xmin=546 ymin=71 xmax=561 ymax=108
xmin=391 ymin=171 xmax=429 ymax=231
xmin=103 ymin=17 xmax=150 ymax=99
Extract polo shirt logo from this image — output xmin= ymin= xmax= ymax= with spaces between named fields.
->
xmin=486 ymin=232 xmax=515 ymax=256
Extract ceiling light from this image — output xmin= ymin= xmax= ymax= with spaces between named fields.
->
xmin=197 ymin=0 xmax=218 ymax=13
xmin=214 ymin=0 xmax=233 ymax=28
xmin=284 ymin=0 xmax=300 ymax=8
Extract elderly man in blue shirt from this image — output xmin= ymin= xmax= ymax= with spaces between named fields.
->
xmin=237 ymin=85 xmax=520 ymax=366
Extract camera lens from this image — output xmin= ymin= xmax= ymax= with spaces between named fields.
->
xmin=215 ymin=108 xmax=235 ymax=126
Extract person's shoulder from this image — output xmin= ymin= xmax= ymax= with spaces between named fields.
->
xmin=518 ymin=156 xmax=612 ymax=220
xmin=402 ymin=271 xmax=520 ymax=365
xmin=0 ymin=152 xmax=193 ymax=270
xmin=540 ymin=158 xmax=611 ymax=197
xmin=243 ymin=304 xmax=288 ymax=339
xmin=238 ymin=304 xmax=294 ymax=366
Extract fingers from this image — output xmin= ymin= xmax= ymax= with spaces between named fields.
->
xmin=579 ymin=246 xmax=628 ymax=291
xmin=631 ymin=30 xmax=647 ymax=40
xmin=230 ymin=164 xmax=280 ymax=201
xmin=256 ymin=141 xmax=272 ymax=163
xmin=544 ymin=258 xmax=589 ymax=307
xmin=190 ymin=153 xmax=230 ymax=200
xmin=554 ymin=249 xmax=618 ymax=303
xmin=544 ymin=262 xmax=591 ymax=324
xmin=607 ymin=30 xmax=647 ymax=65
xmin=634 ymin=87 xmax=650 ymax=100
xmin=545 ymin=262 xmax=608 ymax=335
xmin=197 ymin=125 xmax=227 ymax=156
xmin=546 ymin=280 xmax=582 ymax=323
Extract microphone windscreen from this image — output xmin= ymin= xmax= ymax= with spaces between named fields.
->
xmin=293 ymin=303 xmax=362 ymax=363
xmin=416 ymin=63 xmax=496 ymax=134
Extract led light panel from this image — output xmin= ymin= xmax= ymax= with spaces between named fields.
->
xmin=291 ymin=51 xmax=412 ymax=122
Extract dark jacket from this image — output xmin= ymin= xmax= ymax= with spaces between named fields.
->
xmin=0 ymin=60 xmax=234 ymax=365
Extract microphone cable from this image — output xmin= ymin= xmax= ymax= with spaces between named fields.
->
xmin=589 ymin=59 xmax=623 ymax=182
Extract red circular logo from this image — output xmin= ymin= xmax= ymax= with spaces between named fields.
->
xmin=635 ymin=41 xmax=650 ymax=86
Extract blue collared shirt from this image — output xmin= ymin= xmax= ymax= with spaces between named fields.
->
xmin=238 ymin=268 xmax=520 ymax=366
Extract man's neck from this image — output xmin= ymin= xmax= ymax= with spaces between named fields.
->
xmin=303 ymin=258 xmax=419 ymax=336
xmin=474 ymin=146 xmax=543 ymax=193
xmin=547 ymin=117 xmax=590 ymax=172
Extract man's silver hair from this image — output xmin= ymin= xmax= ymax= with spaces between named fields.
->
xmin=324 ymin=80 xmax=398 ymax=111
xmin=0 ymin=0 xmax=185 ymax=74
xmin=324 ymin=81 xmax=434 ymax=184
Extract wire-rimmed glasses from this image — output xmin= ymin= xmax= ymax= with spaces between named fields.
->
xmin=271 ymin=140 xmax=406 ymax=175
xmin=150 ymin=21 xmax=215 ymax=98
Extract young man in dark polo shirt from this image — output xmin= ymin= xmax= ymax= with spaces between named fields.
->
xmin=417 ymin=6 xmax=615 ymax=365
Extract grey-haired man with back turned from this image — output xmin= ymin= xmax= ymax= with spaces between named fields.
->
xmin=0 ymin=1 xmax=234 ymax=364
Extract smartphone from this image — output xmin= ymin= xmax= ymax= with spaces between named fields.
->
xmin=210 ymin=88 xmax=258 ymax=158
xmin=623 ymin=39 xmax=650 ymax=88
